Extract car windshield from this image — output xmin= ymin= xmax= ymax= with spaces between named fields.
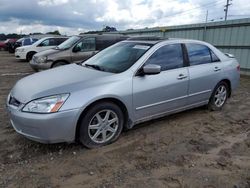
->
xmin=56 ymin=36 xmax=80 ymax=50
xmin=82 ymin=41 xmax=153 ymax=73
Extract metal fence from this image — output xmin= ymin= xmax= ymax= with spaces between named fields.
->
xmin=116 ymin=18 xmax=250 ymax=75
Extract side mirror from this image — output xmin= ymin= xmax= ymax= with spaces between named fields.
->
xmin=142 ymin=64 xmax=161 ymax=75
xmin=73 ymin=45 xmax=81 ymax=53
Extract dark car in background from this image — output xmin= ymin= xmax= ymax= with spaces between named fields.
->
xmin=2 ymin=39 xmax=17 ymax=52
xmin=0 ymin=41 xmax=6 ymax=50
xmin=30 ymin=34 xmax=128 ymax=71
xmin=8 ymin=37 xmax=38 ymax=53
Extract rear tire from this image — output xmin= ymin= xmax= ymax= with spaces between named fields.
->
xmin=79 ymin=102 xmax=124 ymax=148
xmin=208 ymin=81 xmax=229 ymax=111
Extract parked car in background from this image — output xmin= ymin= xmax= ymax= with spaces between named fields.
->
xmin=9 ymin=37 xmax=38 ymax=53
xmin=0 ymin=41 xmax=6 ymax=50
xmin=15 ymin=37 xmax=68 ymax=61
xmin=29 ymin=34 xmax=128 ymax=71
xmin=3 ymin=38 xmax=17 ymax=51
xmin=7 ymin=38 xmax=240 ymax=148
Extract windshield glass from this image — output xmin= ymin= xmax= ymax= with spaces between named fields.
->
xmin=56 ymin=36 xmax=80 ymax=50
xmin=82 ymin=41 xmax=152 ymax=73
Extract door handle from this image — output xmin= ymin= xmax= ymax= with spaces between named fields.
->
xmin=177 ymin=74 xmax=187 ymax=80
xmin=214 ymin=67 xmax=221 ymax=72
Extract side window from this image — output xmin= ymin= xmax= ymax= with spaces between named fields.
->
xmin=31 ymin=38 xmax=38 ymax=44
xmin=145 ymin=44 xmax=184 ymax=71
xmin=48 ymin=38 xmax=57 ymax=46
xmin=23 ymin=38 xmax=31 ymax=46
xmin=186 ymin=43 xmax=212 ymax=65
xmin=210 ymin=49 xmax=220 ymax=62
xmin=39 ymin=39 xmax=50 ymax=47
xmin=75 ymin=37 xmax=96 ymax=52
xmin=56 ymin=38 xmax=67 ymax=45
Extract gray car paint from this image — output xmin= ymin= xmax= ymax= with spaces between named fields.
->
xmin=7 ymin=39 xmax=240 ymax=143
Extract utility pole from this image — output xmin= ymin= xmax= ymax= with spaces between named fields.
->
xmin=224 ymin=0 xmax=232 ymax=21
xmin=203 ymin=10 xmax=208 ymax=41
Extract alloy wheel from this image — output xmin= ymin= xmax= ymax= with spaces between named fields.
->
xmin=88 ymin=110 xmax=119 ymax=144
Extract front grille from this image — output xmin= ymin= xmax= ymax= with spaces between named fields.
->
xmin=9 ymin=96 xmax=21 ymax=107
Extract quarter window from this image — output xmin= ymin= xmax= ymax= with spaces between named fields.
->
xmin=186 ymin=43 xmax=220 ymax=65
xmin=210 ymin=50 xmax=220 ymax=62
xmin=145 ymin=44 xmax=184 ymax=71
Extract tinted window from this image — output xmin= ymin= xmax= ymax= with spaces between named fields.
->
xmin=75 ymin=37 xmax=96 ymax=52
xmin=210 ymin=49 xmax=220 ymax=62
xmin=31 ymin=38 xmax=38 ymax=44
xmin=55 ymin=38 xmax=67 ymax=45
xmin=145 ymin=44 xmax=184 ymax=71
xmin=186 ymin=43 xmax=212 ymax=65
xmin=23 ymin=38 xmax=31 ymax=46
xmin=96 ymin=38 xmax=116 ymax=50
xmin=49 ymin=38 xmax=57 ymax=46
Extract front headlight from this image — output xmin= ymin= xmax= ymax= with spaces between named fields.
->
xmin=22 ymin=94 xmax=69 ymax=113
xmin=16 ymin=48 xmax=25 ymax=52
xmin=37 ymin=56 xmax=47 ymax=63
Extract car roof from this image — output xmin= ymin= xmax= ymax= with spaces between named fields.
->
xmin=76 ymin=33 xmax=127 ymax=38
xmin=125 ymin=37 xmax=213 ymax=46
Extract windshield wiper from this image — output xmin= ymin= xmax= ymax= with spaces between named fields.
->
xmin=84 ymin=64 xmax=103 ymax=71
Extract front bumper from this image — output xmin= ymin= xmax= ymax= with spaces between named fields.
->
xmin=29 ymin=58 xmax=52 ymax=71
xmin=15 ymin=51 xmax=26 ymax=60
xmin=7 ymin=104 xmax=81 ymax=143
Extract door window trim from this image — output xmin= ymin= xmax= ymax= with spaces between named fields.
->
xmin=135 ymin=43 xmax=186 ymax=76
xmin=184 ymin=43 xmax=221 ymax=67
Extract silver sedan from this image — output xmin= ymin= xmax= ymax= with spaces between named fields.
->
xmin=6 ymin=38 xmax=240 ymax=148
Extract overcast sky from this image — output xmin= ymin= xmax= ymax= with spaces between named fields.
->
xmin=0 ymin=0 xmax=249 ymax=35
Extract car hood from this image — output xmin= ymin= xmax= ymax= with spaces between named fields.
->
xmin=11 ymin=64 xmax=114 ymax=103
xmin=35 ymin=48 xmax=61 ymax=57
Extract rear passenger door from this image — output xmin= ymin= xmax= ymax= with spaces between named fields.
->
xmin=71 ymin=37 xmax=98 ymax=63
xmin=185 ymin=43 xmax=222 ymax=105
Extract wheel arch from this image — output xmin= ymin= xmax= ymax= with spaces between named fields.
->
xmin=51 ymin=60 xmax=70 ymax=68
xmin=219 ymin=79 xmax=231 ymax=97
xmin=26 ymin=51 xmax=37 ymax=60
xmin=75 ymin=97 xmax=129 ymax=141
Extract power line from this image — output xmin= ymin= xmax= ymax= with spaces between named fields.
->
xmin=162 ymin=0 xmax=225 ymax=19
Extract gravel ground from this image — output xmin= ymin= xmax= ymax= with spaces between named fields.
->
xmin=0 ymin=51 xmax=250 ymax=188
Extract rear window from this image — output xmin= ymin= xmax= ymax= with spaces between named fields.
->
xmin=23 ymin=38 xmax=31 ymax=46
xmin=186 ymin=43 xmax=220 ymax=66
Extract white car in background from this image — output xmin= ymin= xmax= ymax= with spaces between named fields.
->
xmin=15 ymin=37 xmax=68 ymax=61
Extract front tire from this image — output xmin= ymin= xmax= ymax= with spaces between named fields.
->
xmin=79 ymin=102 xmax=124 ymax=148
xmin=208 ymin=81 xmax=229 ymax=111
xmin=26 ymin=52 xmax=36 ymax=62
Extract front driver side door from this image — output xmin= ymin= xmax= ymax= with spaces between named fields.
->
xmin=133 ymin=43 xmax=189 ymax=121
xmin=71 ymin=37 xmax=98 ymax=63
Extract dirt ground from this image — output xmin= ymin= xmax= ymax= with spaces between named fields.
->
xmin=0 ymin=51 xmax=250 ymax=188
